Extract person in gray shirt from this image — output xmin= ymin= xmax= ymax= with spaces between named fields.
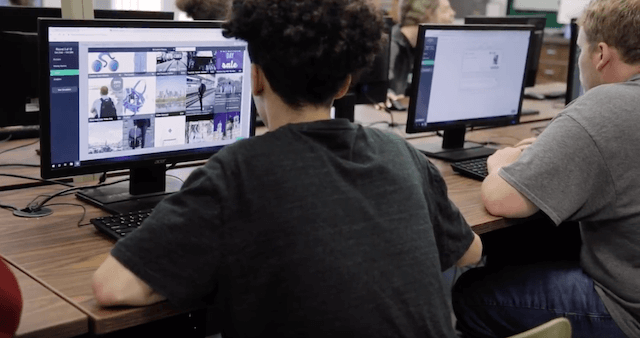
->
xmin=452 ymin=0 xmax=640 ymax=337
xmin=90 ymin=1 xmax=483 ymax=337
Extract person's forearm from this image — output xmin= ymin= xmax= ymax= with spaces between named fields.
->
xmin=92 ymin=255 xmax=166 ymax=307
xmin=481 ymin=172 xmax=539 ymax=218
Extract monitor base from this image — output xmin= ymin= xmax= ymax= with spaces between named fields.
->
xmin=76 ymin=176 xmax=182 ymax=214
xmin=413 ymin=141 xmax=496 ymax=162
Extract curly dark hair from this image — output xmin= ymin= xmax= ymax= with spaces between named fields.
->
xmin=223 ymin=0 xmax=384 ymax=109
xmin=176 ymin=0 xmax=230 ymax=20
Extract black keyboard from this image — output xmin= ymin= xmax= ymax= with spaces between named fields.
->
xmin=90 ymin=209 xmax=152 ymax=240
xmin=451 ymin=157 xmax=488 ymax=181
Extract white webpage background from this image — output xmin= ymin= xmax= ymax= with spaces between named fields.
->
xmin=424 ymin=29 xmax=530 ymax=124
xmin=50 ymin=27 xmax=251 ymax=163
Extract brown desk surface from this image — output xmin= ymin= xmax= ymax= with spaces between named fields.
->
xmin=0 ymin=187 xmax=187 ymax=335
xmin=410 ymin=120 xmax=549 ymax=234
xmin=3 ymin=257 xmax=88 ymax=338
xmin=0 ymin=139 xmax=43 ymax=190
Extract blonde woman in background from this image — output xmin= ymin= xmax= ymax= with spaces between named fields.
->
xmin=387 ymin=0 xmax=454 ymax=109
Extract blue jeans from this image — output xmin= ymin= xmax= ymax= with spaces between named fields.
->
xmin=452 ymin=261 xmax=627 ymax=338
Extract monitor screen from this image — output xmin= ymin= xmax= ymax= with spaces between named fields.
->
xmin=0 ymin=7 xmax=173 ymax=128
xmin=465 ymin=15 xmax=546 ymax=88
xmin=406 ymin=24 xmax=532 ymax=162
xmin=39 ymin=19 xmax=254 ymax=213
xmin=566 ymin=18 xmax=584 ymax=105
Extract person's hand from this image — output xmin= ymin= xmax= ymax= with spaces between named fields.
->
xmin=514 ymin=137 xmax=536 ymax=148
xmin=487 ymin=147 xmax=523 ymax=175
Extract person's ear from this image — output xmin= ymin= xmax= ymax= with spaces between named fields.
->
xmin=251 ymin=64 xmax=265 ymax=96
xmin=595 ymin=42 xmax=613 ymax=72
xmin=334 ymin=75 xmax=352 ymax=100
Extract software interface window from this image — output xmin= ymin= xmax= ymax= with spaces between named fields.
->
xmin=47 ymin=26 xmax=251 ymax=169
xmin=413 ymin=29 xmax=530 ymax=127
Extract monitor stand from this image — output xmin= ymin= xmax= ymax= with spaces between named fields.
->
xmin=76 ymin=164 xmax=182 ymax=214
xmin=412 ymin=128 xmax=496 ymax=162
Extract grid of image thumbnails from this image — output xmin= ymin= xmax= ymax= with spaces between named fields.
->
xmin=87 ymin=47 xmax=245 ymax=155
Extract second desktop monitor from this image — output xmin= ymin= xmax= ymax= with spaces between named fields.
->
xmin=406 ymin=24 xmax=533 ymax=162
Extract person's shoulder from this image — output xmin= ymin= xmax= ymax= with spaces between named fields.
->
xmin=360 ymin=127 xmax=426 ymax=158
xmin=582 ymin=79 xmax=640 ymax=103
xmin=564 ymin=80 xmax=640 ymax=121
xmin=213 ymin=131 xmax=286 ymax=159
xmin=361 ymin=125 xmax=405 ymax=142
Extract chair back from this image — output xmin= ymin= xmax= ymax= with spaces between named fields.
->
xmin=507 ymin=317 xmax=572 ymax=338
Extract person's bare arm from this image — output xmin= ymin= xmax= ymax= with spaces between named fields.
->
xmin=481 ymin=147 xmax=539 ymax=218
xmin=456 ymin=233 xmax=482 ymax=267
xmin=92 ymin=254 xmax=166 ymax=307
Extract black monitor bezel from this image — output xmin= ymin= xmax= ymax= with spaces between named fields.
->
xmin=405 ymin=24 xmax=534 ymax=135
xmin=0 ymin=6 xmax=173 ymax=33
xmin=465 ymin=15 xmax=546 ymax=88
xmin=566 ymin=18 xmax=582 ymax=105
xmin=38 ymin=18 xmax=255 ymax=180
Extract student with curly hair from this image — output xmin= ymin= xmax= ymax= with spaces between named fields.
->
xmin=92 ymin=1 xmax=481 ymax=336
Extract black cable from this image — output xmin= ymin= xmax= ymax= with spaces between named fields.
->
xmin=364 ymin=92 xmax=404 ymax=129
xmin=0 ymin=139 xmax=39 ymax=156
xmin=0 ymin=134 xmax=12 ymax=143
xmin=0 ymin=201 xmax=18 ymax=211
xmin=40 ymin=203 xmax=87 ymax=227
xmin=0 ymin=164 xmax=39 ymax=168
xmin=0 ymin=173 xmax=74 ymax=187
xmin=98 ymin=172 xmax=107 ymax=184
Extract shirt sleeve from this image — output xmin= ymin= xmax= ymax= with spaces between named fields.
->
xmin=110 ymin=157 xmax=232 ymax=309
xmin=499 ymin=114 xmax=615 ymax=225
xmin=414 ymin=149 xmax=475 ymax=270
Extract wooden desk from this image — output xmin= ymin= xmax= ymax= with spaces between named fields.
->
xmin=0 ymin=187 xmax=188 ymax=335
xmin=0 ymin=138 xmax=44 ymax=190
xmin=3 ymin=257 xmax=89 ymax=338
xmin=0 ymin=104 xmax=553 ymax=334
xmin=407 ymin=120 xmax=549 ymax=234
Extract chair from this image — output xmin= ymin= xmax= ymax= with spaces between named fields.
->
xmin=0 ymin=258 xmax=22 ymax=338
xmin=507 ymin=317 xmax=572 ymax=338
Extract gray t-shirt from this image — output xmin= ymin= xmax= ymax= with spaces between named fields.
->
xmin=500 ymin=74 xmax=640 ymax=337
xmin=111 ymin=119 xmax=474 ymax=338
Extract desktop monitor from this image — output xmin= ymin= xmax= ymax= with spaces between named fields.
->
xmin=566 ymin=18 xmax=584 ymax=105
xmin=38 ymin=19 xmax=255 ymax=214
xmin=465 ymin=15 xmax=546 ymax=88
xmin=331 ymin=16 xmax=393 ymax=122
xmin=349 ymin=15 xmax=394 ymax=105
xmin=405 ymin=24 xmax=533 ymax=162
xmin=0 ymin=7 xmax=173 ymax=128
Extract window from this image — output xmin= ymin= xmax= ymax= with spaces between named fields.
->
xmin=112 ymin=0 xmax=161 ymax=11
